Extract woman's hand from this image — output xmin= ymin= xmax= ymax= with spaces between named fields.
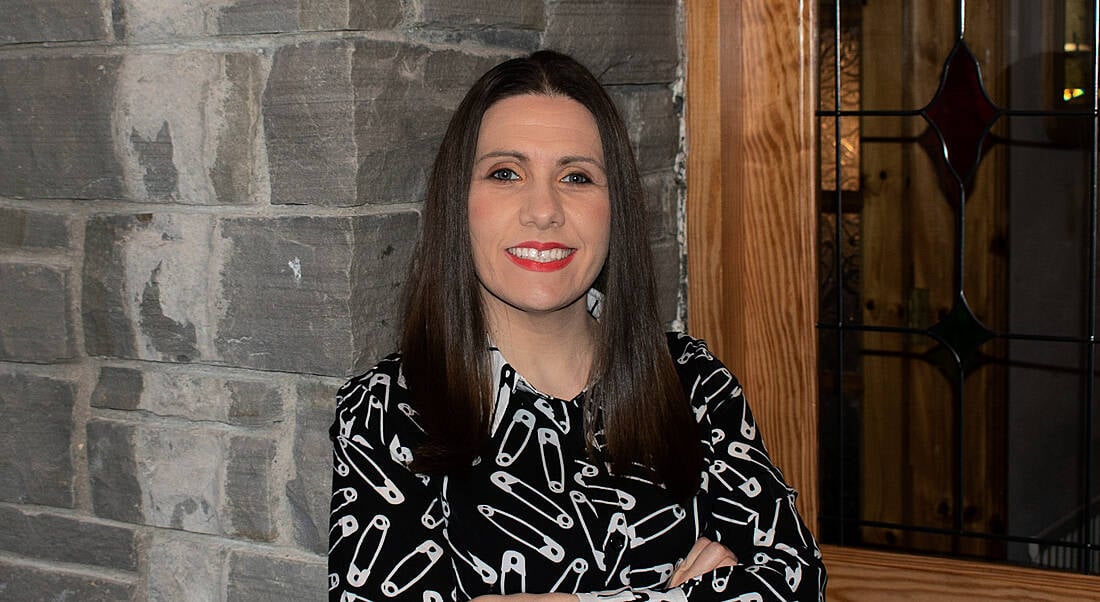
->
xmin=668 ymin=536 xmax=738 ymax=588
xmin=470 ymin=595 xmax=578 ymax=601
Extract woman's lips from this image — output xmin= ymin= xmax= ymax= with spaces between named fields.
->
xmin=506 ymin=242 xmax=576 ymax=272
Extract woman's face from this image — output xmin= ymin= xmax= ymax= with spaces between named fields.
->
xmin=468 ymin=94 xmax=611 ymax=324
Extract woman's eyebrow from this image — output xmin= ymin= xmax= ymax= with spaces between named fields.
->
xmin=558 ymin=155 xmax=605 ymax=170
xmin=475 ymin=150 xmax=527 ymax=162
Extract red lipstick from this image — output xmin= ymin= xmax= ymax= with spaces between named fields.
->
xmin=505 ymin=241 xmax=576 ymax=272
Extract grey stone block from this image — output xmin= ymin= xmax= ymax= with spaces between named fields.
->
xmin=225 ymin=435 xmax=276 ymax=541
xmin=83 ymin=212 xmax=416 ymax=375
xmin=263 ymin=39 xmax=502 ymax=206
xmin=90 ymin=367 xmax=144 ymax=411
xmin=287 ymin=380 xmax=337 ymax=553
xmin=642 ymin=170 xmax=678 ymax=242
xmin=0 ymin=208 xmax=71 ymax=250
xmin=87 ymin=419 xmax=142 ymax=523
xmin=0 ymin=263 xmax=75 ymax=362
xmin=226 ymin=550 xmax=326 ymax=601
xmin=137 ymin=426 xmax=223 ymax=534
xmin=83 ymin=214 xmax=215 ymax=362
xmin=90 ymin=366 xmax=284 ymax=425
xmin=650 ymin=239 xmax=681 ymax=325
xmin=0 ymin=54 xmax=125 ymax=199
xmin=543 ymin=0 xmax=679 ymax=85
xmin=0 ymin=0 xmax=108 ymax=44
xmin=607 ymin=84 xmax=679 ymax=174
xmin=0 ymin=506 xmax=138 ymax=571
xmin=0 ymin=372 xmax=76 ymax=506
xmin=417 ymin=0 xmax=544 ymax=29
xmin=0 ymin=561 xmax=135 ymax=601
xmin=262 ymin=40 xmax=357 ymax=206
xmin=217 ymin=212 xmax=418 ymax=375
xmin=228 ymin=380 xmax=285 ymax=425
xmin=147 ymin=534 xmax=226 ymax=602
xmin=115 ymin=0 xmax=401 ymax=40
xmin=114 ymin=51 xmax=264 ymax=204
xmin=90 ymin=419 xmax=280 ymax=538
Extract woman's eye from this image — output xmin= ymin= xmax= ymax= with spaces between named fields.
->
xmin=490 ymin=168 xmax=520 ymax=181
xmin=562 ymin=173 xmax=591 ymax=184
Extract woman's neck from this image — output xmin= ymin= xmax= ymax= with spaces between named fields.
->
xmin=484 ymin=300 xmax=597 ymax=400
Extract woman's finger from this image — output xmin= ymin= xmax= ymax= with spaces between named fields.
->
xmin=668 ymin=538 xmax=738 ymax=587
xmin=668 ymin=537 xmax=711 ymax=587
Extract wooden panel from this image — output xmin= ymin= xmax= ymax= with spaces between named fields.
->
xmin=823 ymin=545 xmax=1100 ymax=601
xmin=685 ymin=0 xmax=819 ymax=525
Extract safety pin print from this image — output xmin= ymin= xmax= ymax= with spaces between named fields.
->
xmin=574 ymin=473 xmax=637 ymax=511
xmin=537 ymin=428 xmax=566 ymax=493
xmin=420 ymin=497 xmax=444 ymax=530
xmin=346 ymin=514 xmax=389 ymax=588
xmin=619 ymin=563 xmax=674 ymax=589
xmin=331 ymin=486 xmax=357 ymax=514
xmin=601 ymin=512 xmax=630 ymax=586
xmin=710 ymin=458 xmax=763 ymax=498
xmin=337 ymin=435 xmax=405 ymax=504
xmin=444 ymin=530 xmax=498 ymax=586
xmin=628 ymin=504 xmax=686 ymax=548
xmin=496 ymin=409 xmax=536 ymax=466
xmin=500 ymin=550 xmax=526 ymax=594
xmin=490 ymin=471 xmax=573 ymax=528
xmin=396 ymin=402 xmax=424 ymax=433
xmin=477 ymin=504 xmax=565 ymax=562
xmin=568 ymin=490 xmax=606 ymax=571
xmin=380 ymin=540 xmax=444 ymax=597
xmin=534 ymin=397 xmax=571 ymax=433
xmin=551 ymin=558 xmax=588 ymax=592
xmin=330 ymin=514 xmax=358 ymax=554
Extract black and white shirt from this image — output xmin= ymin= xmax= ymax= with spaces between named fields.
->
xmin=329 ymin=333 xmax=825 ymax=601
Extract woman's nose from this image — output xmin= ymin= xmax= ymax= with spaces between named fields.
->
xmin=519 ymin=181 xmax=565 ymax=228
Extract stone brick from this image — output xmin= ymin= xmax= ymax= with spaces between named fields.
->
xmin=83 ymin=214 xmax=216 ymax=362
xmin=607 ymin=84 xmax=679 ymax=173
xmin=0 ymin=54 xmax=125 ymax=199
xmin=217 ymin=212 xmax=418 ymax=375
xmin=417 ymin=0 xmax=544 ymax=29
xmin=147 ymin=534 xmax=226 ymax=602
xmin=0 ymin=263 xmax=75 ymax=362
xmin=137 ymin=426 xmax=224 ymax=534
xmin=90 ymin=418 xmax=280 ymax=538
xmin=0 ymin=0 xmax=108 ymax=44
xmin=642 ymin=170 xmax=678 ymax=242
xmin=287 ymin=380 xmax=337 ymax=553
xmin=83 ymin=212 xmax=416 ymax=375
xmin=0 ymin=372 xmax=75 ymax=506
xmin=114 ymin=51 xmax=264 ymax=204
xmin=543 ymin=0 xmax=679 ymax=85
xmin=0 ymin=561 xmax=135 ymax=601
xmin=87 ymin=419 xmax=142 ymax=523
xmin=651 ymin=239 xmax=681 ymax=325
xmin=226 ymin=551 xmax=326 ymax=601
xmin=263 ymin=39 xmax=503 ymax=206
xmin=90 ymin=366 xmax=283 ymax=425
xmin=114 ymin=0 xmax=401 ymax=40
xmin=0 ymin=208 xmax=71 ymax=250
xmin=0 ymin=506 xmax=138 ymax=571
xmin=225 ymin=435 xmax=277 ymax=541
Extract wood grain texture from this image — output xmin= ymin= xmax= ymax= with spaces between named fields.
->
xmin=823 ymin=545 xmax=1100 ymax=600
xmin=685 ymin=0 xmax=819 ymax=527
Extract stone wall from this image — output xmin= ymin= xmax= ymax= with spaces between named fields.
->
xmin=0 ymin=1 xmax=685 ymax=599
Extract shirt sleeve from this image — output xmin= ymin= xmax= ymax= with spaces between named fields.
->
xmin=328 ymin=361 xmax=455 ymax=602
xmin=671 ymin=339 xmax=827 ymax=602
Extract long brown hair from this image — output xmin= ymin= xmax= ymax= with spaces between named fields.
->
xmin=401 ymin=50 xmax=702 ymax=497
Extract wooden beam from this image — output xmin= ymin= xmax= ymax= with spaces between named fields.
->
xmin=686 ymin=0 xmax=820 ymax=527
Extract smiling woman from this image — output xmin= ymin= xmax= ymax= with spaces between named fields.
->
xmin=328 ymin=51 xmax=826 ymax=601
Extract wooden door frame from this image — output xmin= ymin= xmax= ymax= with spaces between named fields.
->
xmin=684 ymin=0 xmax=1100 ymax=598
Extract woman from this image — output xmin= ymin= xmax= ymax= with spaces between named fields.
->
xmin=329 ymin=50 xmax=825 ymax=601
